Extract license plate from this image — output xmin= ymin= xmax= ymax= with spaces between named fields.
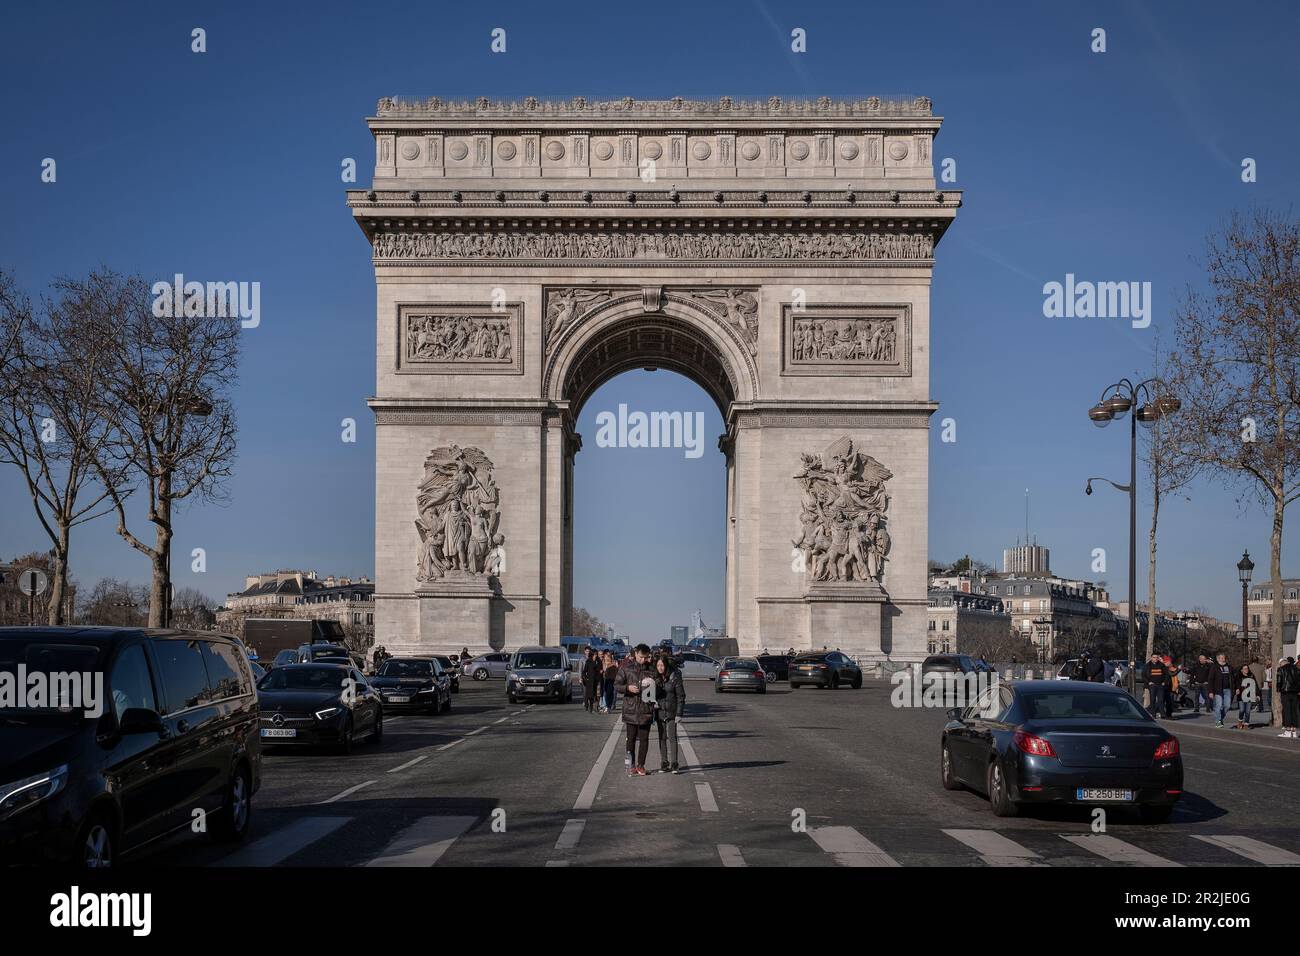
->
xmin=524 ymin=686 xmax=546 ymax=693
xmin=387 ymin=695 xmax=410 ymax=703
xmin=261 ymin=728 xmax=297 ymax=738
xmin=1077 ymin=788 xmax=1133 ymax=801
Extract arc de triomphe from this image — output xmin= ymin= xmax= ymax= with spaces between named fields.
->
xmin=347 ymin=95 xmax=959 ymax=661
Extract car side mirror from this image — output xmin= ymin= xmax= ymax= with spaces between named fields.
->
xmin=945 ymin=707 xmax=963 ymax=722
xmin=119 ymin=708 xmax=166 ymax=736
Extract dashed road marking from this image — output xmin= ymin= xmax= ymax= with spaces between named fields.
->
xmin=695 ymin=782 xmax=719 ymax=812
xmin=465 ymin=726 xmax=489 ymax=736
xmin=387 ymin=754 xmax=429 ymax=773
xmin=718 ymin=844 xmax=746 ymax=867
xmin=555 ymin=819 xmax=586 ymax=851
xmin=1060 ymin=834 xmax=1182 ymax=867
xmin=808 ymin=826 xmax=901 ymax=867
xmin=317 ymin=780 xmax=376 ymax=805
xmin=364 ymin=815 xmax=476 ymax=867
xmin=942 ymin=829 xmax=1046 ymax=866
xmin=437 ymin=738 xmax=465 ymax=752
xmin=493 ymin=716 xmax=510 ymax=724
xmin=215 ymin=816 xmax=350 ymax=867
xmin=677 ymin=719 xmax=701 ymax=771
xmin=1193 ymin=834 xmax=1300 ymax=866
xmin=574 ymin=720 xmax=623 ymax=811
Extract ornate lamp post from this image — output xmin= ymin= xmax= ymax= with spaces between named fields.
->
xmin=1237 ymin=550 xmax=1254 ymax=648
xmin=1085 ymin=378 xmax=1180 ymax=694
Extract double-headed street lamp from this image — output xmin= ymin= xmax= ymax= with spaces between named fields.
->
xmin=1085 ymin=378 xmax=1180 ymax=693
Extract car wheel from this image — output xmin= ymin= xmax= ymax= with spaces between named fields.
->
xmin=766 ymin=672 xmax=777 ymax=684
xmin=212 ymin=763 xmax=252 ymax=842
xmin=1139 ymin=804 xmax=1174 ymax=824
xmin=473 ymin=669 xmax=488 ymax=681
xmin=507 ymin=693 xmax=516 ymax=704
xmin=940 ymin=743 xmax=961 ymax=791
xmin=988 ymin=760 xmax=1018 ymax=817
xmin=850 ymin=672 xmax=862 ymax=690
xmin=790 ymin=682 xmax=800 ymax=690
xmin=451 ymin=682 xmax=459 ymax=694
xmin=339 ymin=716 xmax=355 ymax=755
xmin=442 ymin=693 xmax=452 ymax=713
xmin=371 ymin=712 xmax=384 ymax=745
xmin=830 ymin=673 xmax=840 ymax=690
xmin=79 ymin=810 xmax=115 ymax=868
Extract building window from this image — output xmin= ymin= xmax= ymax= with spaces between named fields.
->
xmin=366 ymin=613 xmax=373 ymax=626
xmin=941 ymin=619 xmax=950 ymax=631
xmin=928 ymin=620 xmax=935 ymax=630
xmin=1251 ymin=614 xmax=1260 ymax=627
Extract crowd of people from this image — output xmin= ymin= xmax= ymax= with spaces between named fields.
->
xmin=579 ymin=644 xmax=687 ymax=775
xmin=1068 ymin=648 xmax=1300 ymax=736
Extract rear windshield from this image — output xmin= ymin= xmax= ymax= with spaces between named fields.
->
xmin=724 ymin=659 xmax=759 ymax=669
xmin=514 ymin=652 xmax=564 ymax=669
xmin=793 ymin=654 xmax=828 ymax=662
xmin=1020 ymin=692 xmax=1148 ymax=721
xmin=378 ymin=660 xmax=432 ymax=677
xmin=258 ymin=666 xmax=349 ymax=690
xmin=0 ymin=638 xmax=104 ymax=718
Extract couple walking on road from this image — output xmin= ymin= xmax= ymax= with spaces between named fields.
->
xmin=580 ymin=644 xmax=686 ymax=775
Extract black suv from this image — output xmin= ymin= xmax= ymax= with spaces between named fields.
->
xmin=0 ymin=627 xmax=260 ymax=867
xmin=789 ymin=651 xmax=863 ymax=689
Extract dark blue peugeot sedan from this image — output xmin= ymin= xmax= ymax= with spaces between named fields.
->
xmin=940 ymin=679 xmax=1182 ymax=823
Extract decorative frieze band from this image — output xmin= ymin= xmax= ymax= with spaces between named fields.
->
xmin=375 ymin=95 xmax=935 ymax=119
xmin=731 ymin=406 xmax=935 ymax=429
xmin=373 ymin=227 xmax=934 ymax=262
xmin=372 ymin=410 xmax=547 ymax=426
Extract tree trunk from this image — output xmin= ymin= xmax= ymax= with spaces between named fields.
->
xmin=46 ymin=523 xmax=72 ymax=626
xmin=1270 ymin=498 xmax=1285 ymax=727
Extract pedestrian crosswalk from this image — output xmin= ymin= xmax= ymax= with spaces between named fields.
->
xmin=200 ymin=812 xmax=1300 ymax=868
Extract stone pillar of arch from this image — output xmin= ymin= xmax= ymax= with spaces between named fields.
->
xmin=350 ymin=95 xmax=960 ymax=662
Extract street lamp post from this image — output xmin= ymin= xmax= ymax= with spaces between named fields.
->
xmin=1237 ymin=549 xmax=1254 ymax=650
xmin=1085 ymin=378 xmax=1180 ymax=695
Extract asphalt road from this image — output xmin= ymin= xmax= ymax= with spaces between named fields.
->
xmin=140 ymin=677 xmax=1300 ymax=867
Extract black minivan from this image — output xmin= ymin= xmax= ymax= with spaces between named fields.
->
xmin=0 ymin=627 xmax=261 ymax=866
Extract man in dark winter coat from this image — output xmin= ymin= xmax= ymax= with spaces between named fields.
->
xmin=1084 ymin=651 xmax=1106 ymax=683
xmin=1207 ymin=652 xmax=1236 ymax=728
xmin=1144 ymin=653 xmax=1170 ymax=718
xmin=614 ymin=645 xmax=656 ymax=776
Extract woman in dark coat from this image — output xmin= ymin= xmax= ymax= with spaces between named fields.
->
xmin=653 ymin=656 xmax=686 ymax=773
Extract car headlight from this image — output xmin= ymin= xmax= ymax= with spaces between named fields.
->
xmin=508 ymin=672 xmax=520 ymax=682
xmin=0 ymin=765 xmax=69 ymax=821
xmin=551 ymin=672 xmax=565 ymax=681
xmin=315 ymin=707 xmax=340 ymax=720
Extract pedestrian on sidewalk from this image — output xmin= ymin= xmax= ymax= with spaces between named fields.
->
xmin=653 ymin=655 xmax=686 ymax=774
xmin=600 ymin=651 xmax=616 ymax=713
xmin=1209 ymin=652 xmax=1235 ymax=729
xmin=1277 ymin=656 xmax=1300 ymax=739
xmin=1144 ymin=653 xmax=1169 ymax=718
xmin=615 ymin=644 xmax=655 ymax=776
xmin=1192 ymin=654 xmax=1212 ymax=713
xmin=581 ymin=649 xmax=601 ymax=713
xmin=1164 ymin=657 xmax=1179 ymax=717
xmin=1249 ymin=657 xmax=1267 ymax=715
xmin=1084 ymin=650 xmax=1106 ymax=683
xmin=1234 ymin=665 xmax=1257 ymax=730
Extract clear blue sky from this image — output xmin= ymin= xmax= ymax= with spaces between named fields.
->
xmin=2 ymin=0 xmax=1298 ymax=639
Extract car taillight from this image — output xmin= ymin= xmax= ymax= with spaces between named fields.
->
xmin=719 ymin=670 xmax=730 ymax=678
xmin=1013 ymin=731 xmax=1057 ymax=757
xmin=1154 ymin=738 xmax=1180 ymax=759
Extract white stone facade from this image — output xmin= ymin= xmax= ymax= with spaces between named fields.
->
xmin=351 ymin=96 xmax=960 ymax=661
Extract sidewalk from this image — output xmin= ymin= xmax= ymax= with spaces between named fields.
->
xmin=1161 ymin=708 xmax=1300 ymax=754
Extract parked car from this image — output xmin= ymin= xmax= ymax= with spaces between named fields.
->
xmin=755 ymin=653 xmax=791 ymax=683
xmin=789 ymin=651 xmax=862 ymax=690
xmin=432 ymin=655 xmax=461 ymax=693
xmin=248 ymin=659 xmax=266 ymax=682
xmin=465 ymin=652 xmax=512 ymax=681
xmin=922 ymin=654 xmax=980 ymax=676
xmin=256 ymin=663 xmax=382 ymax=754
xmin=370 ymin=657 xmax=451 ymax=714
xmin=716 ymin=657 xmax=767 ymax=693
xmin=940 ymin=679 xmax=1182 ymax=822
xmin=0 ymin=626 xmax=260 ymax=867
xmin=507 ymin=647 xmax=574 ymax=704
xmin=675 ymin=652 xmax=721 ymax=680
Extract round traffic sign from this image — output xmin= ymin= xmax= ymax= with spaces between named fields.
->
xmin=18 ymin=567 xmax=48 ymax=597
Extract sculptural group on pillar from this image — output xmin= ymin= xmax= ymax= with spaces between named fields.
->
xmin=793 ymin=437 xmax=892 ymax=585
xmin=415 ymin=444 xmax=505 ymax=581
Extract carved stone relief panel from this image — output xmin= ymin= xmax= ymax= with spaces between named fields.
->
xmin=396 ymin=302 xmax=523 ymax=375
xmin=781 ymin=303 xmax=911 ymax=377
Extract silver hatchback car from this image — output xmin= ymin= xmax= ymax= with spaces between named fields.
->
xmin=507 ymin=646 xmax=574 ymax=703
xmin=716 ymin=657 xmax=767 ymax=694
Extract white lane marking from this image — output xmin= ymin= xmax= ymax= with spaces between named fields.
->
xmin=695 ymin=782 xmax=719 ymax=813
xmin=437 ymin=738 xmax=465 ymax=751
xmin=215 ymin=816 xmax=350 ymax=866
xmin=808 ymin=826 xmax=901 ymax=867
xmin=317 ymin=780 xmax=376 ymax=805
xmin=554 ymin=819 xmax=586 ymax=851
xmin=677 ymin=719 xmax=701 ymax=771
xmin=493 ymin=716 xmax=510 ymax=724
xmin=942 ymin=829 xmax=1046 ymax=867
xmin=387 ymin=754 xmax=429 ymax=773
xmin=718 ymin=844 xmax=747 ymax=867
xmin=1193 ymin=835 xmax=1300 ymax=866
xmin=465 ymin=725 xmax=489 ymax=737
xmin=513 ymin=709 xmax=528 ymax=715
xmin=385 ymin=717 xmax=402 ymax=724
xmin=1060 ymin=834 xmax=1182 ymax=867
xmin=545 ymin=860 xmax=569 ymax=867
xmin=573 ymin=720 xmax=623 ymax=811
xmin=364 ymin=815 xmax=476 ymax=867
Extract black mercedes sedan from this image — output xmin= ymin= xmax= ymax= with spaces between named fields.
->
xmin=940 ymin=680 xmax=1182 ymax=822
xmin=370 ymin=657 xmax=452 ymax=714
xmin=256 ymin=663 xmax=382 ymax=754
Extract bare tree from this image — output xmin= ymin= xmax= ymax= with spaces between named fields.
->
xmin=570 ymin=606 xmax=609 ymax=637
xmin=1139 ymin=338 xmax=1199 ymax=660
xmin=0 ymin=271 xmax=117 ymax=623
xmin=1169 ymin=209 xmax=1300 ymax=725
xmin=79 ymin=270 xmax=240 ymax=627
xmin=172 ymin=586 xmax=217 ymax=630
xmin=77 ymin=576 xmax=149 ymax=627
